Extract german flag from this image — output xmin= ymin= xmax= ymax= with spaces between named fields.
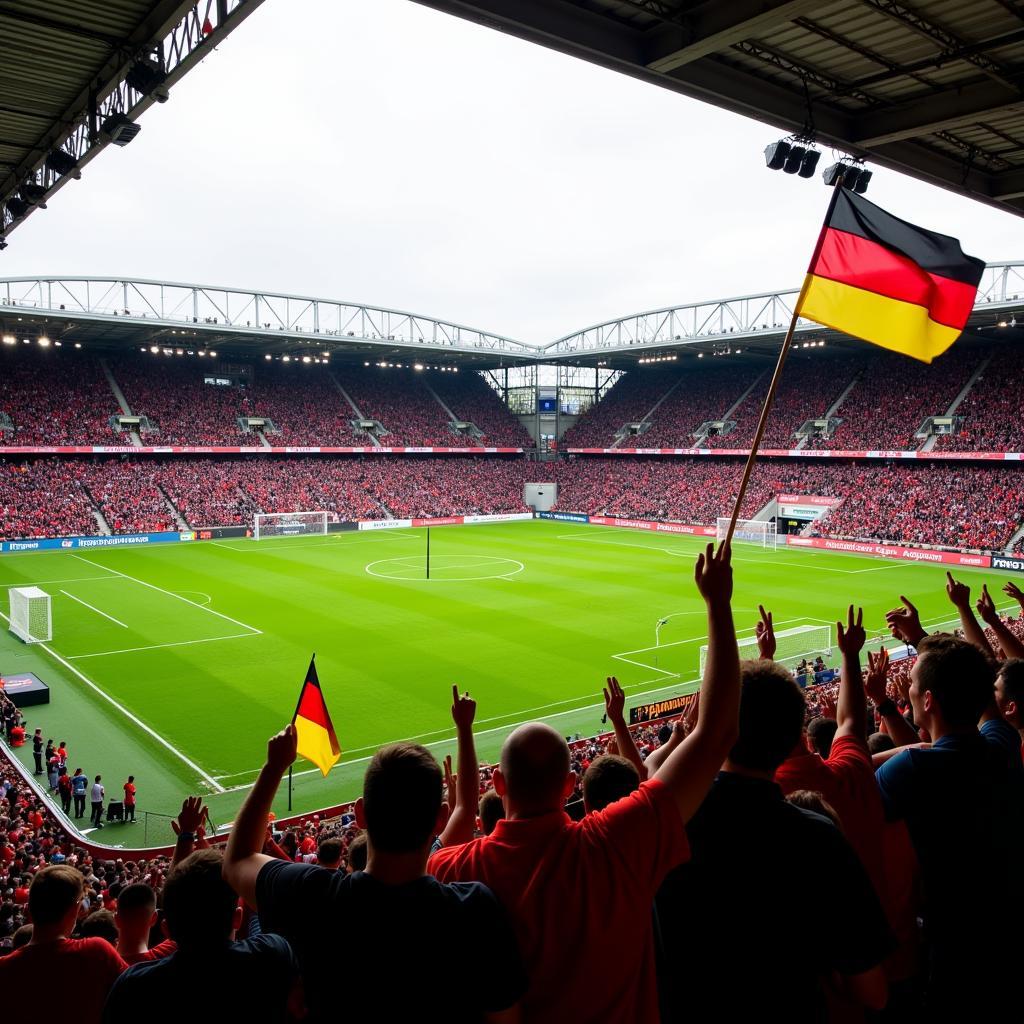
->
xmin=292 ymin=656 xmax=341 ymax=777
xmin=796 ymin=187 xmax=984 ymax=363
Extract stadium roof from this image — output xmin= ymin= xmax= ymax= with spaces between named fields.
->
xmin=414 ymin=0 xmax=1024 ymax=218
xmin=0 ymin=0 xmax=265 ymax=239
xmin=2 ymin=267 xmax=1022 ymax=370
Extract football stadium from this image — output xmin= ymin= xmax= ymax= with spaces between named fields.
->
xmin=2 ymin=1 xmax=1024 ymax=1020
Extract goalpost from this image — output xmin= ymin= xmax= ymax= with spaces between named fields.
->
xmin=253 ymin=511 xmax=329 ymax=541
xmin=699 ymin=623 xmax=832 ymax=676
xmin=716 ymin=517 xmax=777 ymax=549
xmin=8 ymin=587 xmax=52 ymax=644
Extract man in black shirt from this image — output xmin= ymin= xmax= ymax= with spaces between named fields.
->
xmin=103 ymin=849 xmax=297 ymax=1024
xmin=657 ymin=657 xmax=893 ymax=1023
xmin=223 ymin=728 xmax=526 ymax=1023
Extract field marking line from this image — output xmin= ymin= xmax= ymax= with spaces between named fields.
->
xmin=554 ymin=532 xmax=866 ymax=574
xmin=0 ymin=606 xmax=225 ymax=794
xmin=365 ymin=556 xmax=524 ymax=582
xmin=72 ymin=554 xmax=262 ymax=636
xmin=209 ymin=532 xmax=421 ymax=553
xmin=2 ymin=575 xmax=118 ymax=589
xmin=172 ymin=591 xmax=212 ymax=606
xmin=215 ymin=672 xmax=706 ymax=790
xmin=60 ymin=590 xmax=128 ymax=628
xmin=67 ymin=632 xmax=258 ymax=660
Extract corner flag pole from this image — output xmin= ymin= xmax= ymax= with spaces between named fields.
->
xmin=724 ymin=184 xmax=842 ymax=547
xmin=426 ymin=527 xmax=431 ymax=580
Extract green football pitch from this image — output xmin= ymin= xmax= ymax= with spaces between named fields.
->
xmin=0 ymin=519 xmax=1016 ymax=848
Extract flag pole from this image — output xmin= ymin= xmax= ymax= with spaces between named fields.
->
xmin=426 ymin=527 xmax=430 ymax=580
xmin=288 ymin=766 xmax=292 ymax=812
xmin=724 ymin=183 xmax=845 ymax=547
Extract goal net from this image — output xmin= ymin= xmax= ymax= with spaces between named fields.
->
xmin=716 ymin=517 xmax=777 ymax=549
xmin=9 ymin=586 xmax=51 ymax=644
xmin=699 ymin=623 xmax=832 ymax=676
xmin=253 ymin=511 xmax=329 ymax=541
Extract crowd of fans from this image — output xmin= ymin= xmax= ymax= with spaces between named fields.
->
xmin=243 ymin=367 xmax=356 ymax=446
xmin=428 ymin=371 xmax=534 ymax=447
xmin=2 ymin=556 xmax=1023 ymax=1021
xmin=638 ymin=363 xmax=764 ymax=449
xmin=0 ymin=346 xmax=118 ymax=446
xmin=107 ymin=356 xmax=248 ymax=446
xmin=933 ymin=344 xmax=1024 ymax=452
xmin=339 ymin=366 xmax=455 ymax=446
xmin=4 ymin=455 xmax=1024 ymax=553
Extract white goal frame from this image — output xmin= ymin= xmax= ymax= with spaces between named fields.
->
xmin=253 ymin=511 xmax=329 ymax=541
xmin=717 ymin=517 xmax=777 ymax=549
xmin=700 ymin=623 xmax=832 ymax=676
xmin=9 ymin=586 xmax=52 ymax=644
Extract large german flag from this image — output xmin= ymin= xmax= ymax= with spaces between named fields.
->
xmin=292 ymin=656 xmax=341 ymax=777
xmin=795 ymin=187 xmax=984 ymax=363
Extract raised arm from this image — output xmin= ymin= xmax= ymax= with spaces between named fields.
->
xmin=863 ymin=649 xmax=919 ymax=748
xmin=835 ymin=605 xmax=868 ymax=742
xmin=438 ymin=686 xmax=479 ymax=847
xmin=885 ymin=595 xmax=927 ymax=649
xmin=223 ymin=725 xmax=297 ymax=907
xmin=1003 ymin=581 xmax=1024 ymax=617
xmin=602 ymin=676 xmax=647 ymax=780
xmin=945 ymin=573 xmax=994 ymax=656
xmin=652 ymin=542 xmax=740 ymax=821
xmin=977 ymin=584 xmax=1024 ymax=660
xmin=170 ymin=796 xmax=207 ymax=868
xmin=755 ymin=605 xmax=776 ymax=660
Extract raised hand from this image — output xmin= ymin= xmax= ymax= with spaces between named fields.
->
xmin=885 ymin=595 xmax=925 ymax=647
xmin=682 ymin=694 xmax=700 ymax=736
xmin=945 ymin=572 xmax=971 ymax=610
xmin=605 ymin=736 xmax=620 ymax=756
xmin=1002 ymin=581 xmax=1024 ymax=609
xmin=892 ymin=669 xmax=911 ymax=706
xmin=694 ymin=542 xmax=732 ymax=605
xmin=755 ymin=605 xmax=776 ymax=660
xmin=603 ymin=676 xmax=626 ymax=725
xmin=450 ymin=685 xmax=476 ymax=731
xmin=443 ymin=754 xmax=457 ymax=811
xmin=817 ymin=688 xmax=837 ymax=720
xmin=267 ymin=724 xmax=298 ymax=775
xmin=837 ymin=605 xmax=865 ymax=656
xmin=864 ymin=648 xmax=890 ymax=705
xmin=172 ymin=795 xmax=206 ymax=836
xmin=976 ymin=584 xmax=999 ymax=626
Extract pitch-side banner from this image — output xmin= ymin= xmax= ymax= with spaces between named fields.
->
xmin=587 ymin=516 xmax=717 ymax=536
xmin=787 ymin=536 xmax=990 ymax=567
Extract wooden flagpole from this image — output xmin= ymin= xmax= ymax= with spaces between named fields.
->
xmin=723 ymin=182 xmax=845 ymax=546
xmin=722 ymin=304 xmax=802 ymax=547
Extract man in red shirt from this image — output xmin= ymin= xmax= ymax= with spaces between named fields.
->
xmin=428 ymin=542 xmax=740 ymax=1024
xmin=0 ymin=865 xmax=126 ymax=1021
xmin=122 ymin=776 xmax=137 ymax=822
xmin=770 ymin=606 xmax=887 ymax=899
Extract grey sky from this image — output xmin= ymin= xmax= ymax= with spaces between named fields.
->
xmin=6 ymin=0 xmax=1021 ymax=346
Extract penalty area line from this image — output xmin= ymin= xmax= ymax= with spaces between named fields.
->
xmin=0 ymin=607 xmax=225 ymax=794
xmin=60 ymin=590 xmax=128 ymax=628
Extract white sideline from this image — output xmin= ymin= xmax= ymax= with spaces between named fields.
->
xmin=68 ymin=632 xmax=259 ymax=660
xmin=60 ymin=590 xmax=128 ymax=628
xmin=2 ymin=575 xmax=115 ymax=588
xmin=72 ymin=554 xmax=262 ymax=635
xmin=0 ymin=607 xmax=225 ymax=793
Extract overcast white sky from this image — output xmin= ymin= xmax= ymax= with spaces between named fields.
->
xmin=6 ymin=0 xmax=1022 ymax=345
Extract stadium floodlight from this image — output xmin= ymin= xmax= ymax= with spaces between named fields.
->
xmin=798 ymin=149 xmax=820 ymax=178
xmin=20 ymin=183 xmax=47 ymax=206
xmin=45 ymin=149 xmax=80 ymax=178
xmin=764 ymin=140 xmax=791 ymax=170
xmin=126 ymin=58 xmax=169 ymax=102
xmin=38 ymin=336 xmax=50 ymax=347
xmin=783 ymin=145 xmax=806 ymax=174
xmin=6 ymin=198 xmax=29 ymax=220
xmin=100 ymin=113 xmax=142 ymax=147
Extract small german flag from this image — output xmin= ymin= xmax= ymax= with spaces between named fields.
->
xmin=292 ymin=656 xmax=341 ymax=777
xmin=796 ymin=187 xmax=985 ymax=363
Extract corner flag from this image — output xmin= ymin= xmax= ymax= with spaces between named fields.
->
xmin=796 ymin=187 xmax=984 ymax=363
xmin=292 ymin=656 xmax=341 ymax=777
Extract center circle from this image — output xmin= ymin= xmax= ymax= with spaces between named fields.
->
xmin=365 ymin=554 xmax=524 ymax=582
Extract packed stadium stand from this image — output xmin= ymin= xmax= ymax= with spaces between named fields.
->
xmin=428 ymin=370 xmax=534 ymax=447
xmin=242 ymin=365 xmax=354 ymax=446
xmin=0 ymin=346 xmax=117 ymax=446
